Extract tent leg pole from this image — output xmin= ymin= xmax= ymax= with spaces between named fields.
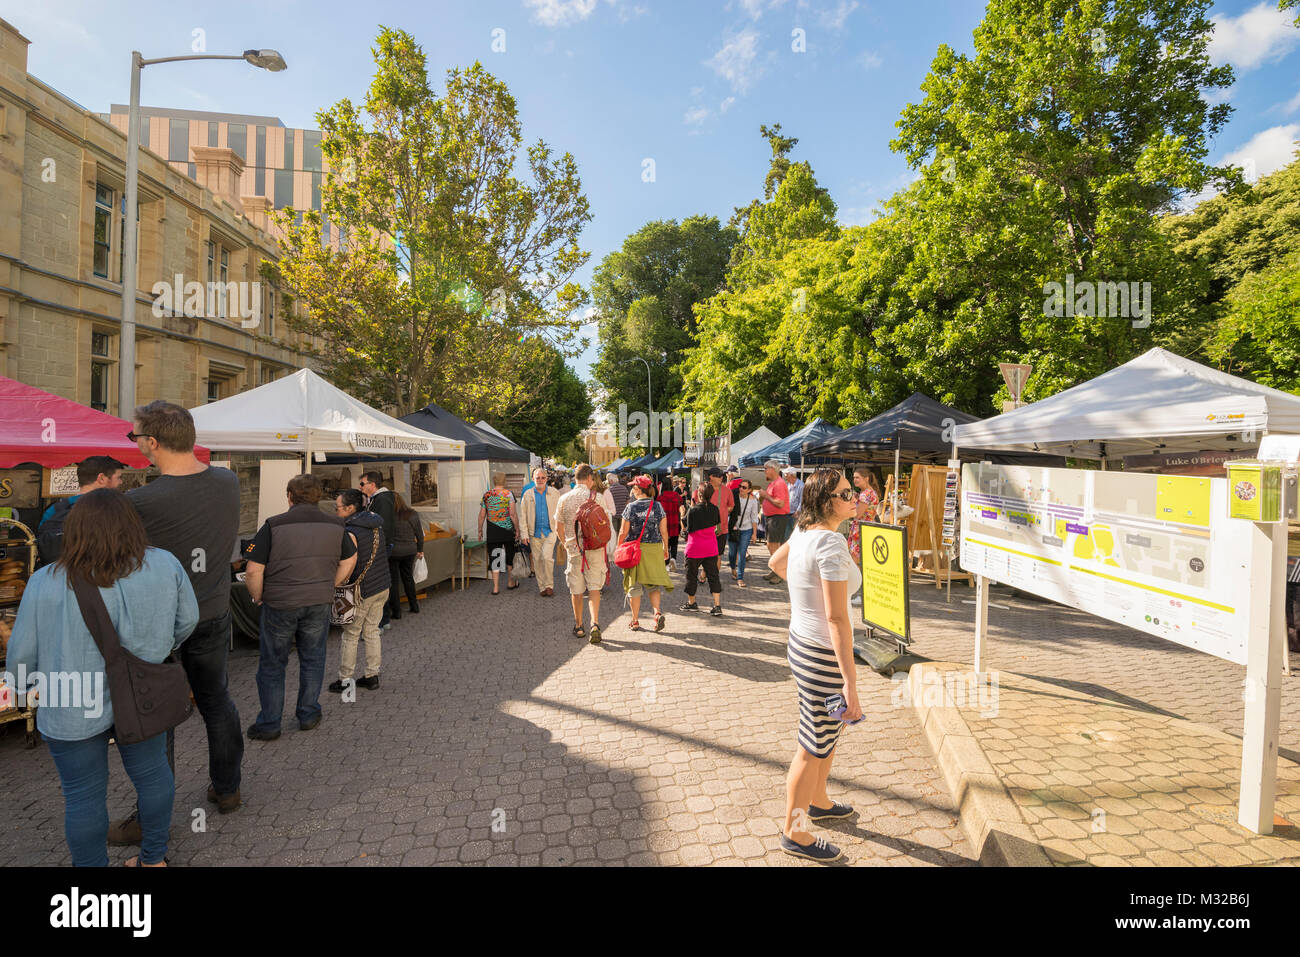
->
xmin=460 ymin=449 xmax=466 ymax=590
xmin=305 ymin=431 xmax=312 ymax=475
xmin=974 ymin=574 xmax=989 ymax=674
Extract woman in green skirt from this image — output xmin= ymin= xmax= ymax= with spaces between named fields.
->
xmin=618 ymin=475 xmax=672 ymax=631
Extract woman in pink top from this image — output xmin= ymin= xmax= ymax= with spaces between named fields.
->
xmin=679 ymin=484 xmax=723 ymax=616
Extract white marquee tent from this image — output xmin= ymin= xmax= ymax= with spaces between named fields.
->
xmin=190 ymin=369 xmax=464 ymax=461
xmin=952 ymin=348 xmax=1300 ymax=460
xmin=728 ymin=425 xmax=782 ymax=465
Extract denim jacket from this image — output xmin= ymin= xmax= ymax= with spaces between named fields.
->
xmin=5 ymin=547 xmax=199 ymax=741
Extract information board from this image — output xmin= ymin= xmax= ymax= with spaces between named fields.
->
xmin=859 ymin=522 xmax=910 ymax=642
xmin=959 ymin=463 xmax=1255 ymax=664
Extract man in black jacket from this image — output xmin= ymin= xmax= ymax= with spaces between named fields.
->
xmin=359 ymin=470 xmax=397 ymax=627
xmin=330 ymin=489 xmax=390 ymax=692
xmin=36 ymin=456 xmax=124 ymax=565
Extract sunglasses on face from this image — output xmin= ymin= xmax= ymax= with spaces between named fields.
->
xmin=126 ymin=431 xmax=150 ymax=442
xmin=834 ymin=488 xmax=856 ymax=502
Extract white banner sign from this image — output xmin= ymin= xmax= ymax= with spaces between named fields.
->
xmin=959 ymin=463 xmax=1256 ymax=664
xmin=348 ymin=432 xmax=437 ymax=456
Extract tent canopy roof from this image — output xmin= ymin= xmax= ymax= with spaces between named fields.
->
xmin=737 ymin=418 xmax=844 ymax=467
xmin=190 ymin=369 xmax=462 ymax=458
xmin=399 ymin=404 xmax=529 ymax=462
xmin=728 ymin=425 xmax=782 ymax=463
xmin=0 ymin=375 xmax=209 ymax=469
xmin=805 ymin=392 xmax=1064 ymax=465
xmin=644 ymin=448 xmax=684 ymax=471
xmin=952 ymin=348 xmax=1300 ymax=459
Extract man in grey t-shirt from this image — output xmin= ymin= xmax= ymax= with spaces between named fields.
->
xmin=109 ymin=401 xmax=246 ymax=846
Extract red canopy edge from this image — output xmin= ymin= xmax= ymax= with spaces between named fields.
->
xmin=0 ymin=376 xmax=210 ymax=469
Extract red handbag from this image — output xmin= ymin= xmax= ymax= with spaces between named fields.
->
xmin=614 ymin=502 xmax=653 ymax=569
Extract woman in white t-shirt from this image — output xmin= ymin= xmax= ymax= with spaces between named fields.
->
xmin=767 ymin=467 xmax=861 ymax=863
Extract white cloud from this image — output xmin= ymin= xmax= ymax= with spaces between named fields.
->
xmin=737 ymin=0 xmax=790 ymax=19
xmin=1277 ymin=88 xmax=1300 ymax=115
xmin=1208 ymin=3 xmax=1300 ymax=71
xmin=707 ymin=29 xmax=764 ymax=94
xmin=525 ymin=0 xmax=598 ymax=26
xmin=684 ymin=106 xmax=710 ymax=125
xmin=719 ymin=96 xmax=737 ymax=113
xmin=818 ymin=0 xmax=859 ymax=31
xmin=858 ymin=50 xmax=883 ymax=70
xmin=1222 ymin=123 xmax=1300 ymax=182
xmin=1203 ymin=83 xmax=1234 ymax=107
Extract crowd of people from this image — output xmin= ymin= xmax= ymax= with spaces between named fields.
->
xmin=7 ymin=402 xmax=889 ymax=866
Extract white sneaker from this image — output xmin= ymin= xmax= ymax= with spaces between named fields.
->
xmin=850 ymin=594 xmax=862 ymax=606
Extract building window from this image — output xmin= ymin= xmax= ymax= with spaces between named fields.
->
xmin=187 ymin=162 xmax=196 ymax=180
xmin=228 ymin=123 xmax=247 ymax=162
xmin=274 ymin=168 xmax=294 ymax=210
xmin=90 ymin=331 xmax=115 ymax=413
xmin=207 ymin=121 xmax=218 ymax=148
xmin=312 ymin=172 xmax=321 ymax=212
xmin=93 ymin=185 xmax=113 ymax=279
xmin=303 ymin=130 xmax=322 ymax=172
xmin=206 ymin=240 xmax=232 ymax=318
xmin=260 ymin=365 xmax=278 ymax=386
xmin=206 ymin=379 xmax=221 ymax=404
xmin=169 ymin=118 xmax=189 ymax=162
xmin=284 ymin=128 xmax=295 ymax=170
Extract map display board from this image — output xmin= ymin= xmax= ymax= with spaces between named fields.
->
xmin=959 ymin=464 xmax=1254 ymax=664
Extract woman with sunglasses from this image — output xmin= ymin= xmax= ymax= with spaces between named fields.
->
xmin=767 ymin=468 xmax=861 ymax=863
xmin=728 ymin=479 xmax=759 ymax=587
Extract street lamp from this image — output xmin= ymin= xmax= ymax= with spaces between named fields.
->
xmin=118 ymin=48 xmax=287 ymax=417
xmin=623 ymin=357 xmax=653 ymax=453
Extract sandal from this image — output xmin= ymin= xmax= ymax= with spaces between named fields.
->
xmin=572 ymin=624 xmax=586 ymax=639
xmin=654 ymin=613 xmax=665 ymax=632
xmin=507 ymin=582 xmax=519 ymax=590
xmin=737 ymin=579 xmax=746 ymax=588
xmin=589 ymin=623 xmax=602 ymax=645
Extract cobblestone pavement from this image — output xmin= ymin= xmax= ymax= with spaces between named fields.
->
xmin=0 ymin=551 xmax=974 ymax=867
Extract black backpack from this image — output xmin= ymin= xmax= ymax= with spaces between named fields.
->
xmin=36 ymin=498 xmax=76 ymax=566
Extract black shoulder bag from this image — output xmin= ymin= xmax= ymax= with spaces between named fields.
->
xmin=71 ymin=577 xmax=194 ymax=745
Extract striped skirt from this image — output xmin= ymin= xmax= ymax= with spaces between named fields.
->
xmin=787 ymin=631 xmax=845 ymax=758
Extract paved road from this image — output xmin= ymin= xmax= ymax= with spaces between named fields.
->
xmin=0 ymin=550 xmax=975 ymax=866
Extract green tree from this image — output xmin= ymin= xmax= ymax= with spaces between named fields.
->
xmin=590 ymin=216 xmax=736 ymax=425
xmin=270 ymin=28 xmax=590 ymax=417
xmin=886 ymin=0 xmax=1236 ymax=403
xmin=488 ymin=349 xmax=593 ymax=458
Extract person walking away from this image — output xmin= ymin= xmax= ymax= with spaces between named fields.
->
xmin=388 ymin=492 xmax=424 ymax=615
xmin=359 ymin=471 xmax=398 ymax=627
xmin=784 ymin=468 xmax=804 ymax=515
xmin=767 ymin=468 xmax=861 ymax=862
xmin=330 ymin=489 xmax=390 ymax=692
xmin=556 ymin=465 xmax=610 ymax=642
xmin=608 ymin=473 xmax=630 ymax=538
xmin=110 ymin=401 xmax=241 ymax=844
xmin=704 ymin=469 xmax=734 ymax=583
xmin=37 ymin=456 xmax=125 ymax=566
xmin=520 ymin=467 xmax=562 ymax=596
xmin=680 ymin=484 xmax=723 ymax=616
xmin=618 ymin=475 xmax=672 ymax=631
xmin=657 ymin=479 xmax=683 ymax=571
xmin=243 ymin=475 xmax=357 ymax=740
xmin=7 ymin=490 xmax=198 ymax=866
xmin=593 ymin=472 xmax=618 ymax=575
xmin=478 ymin=473 xmax=521 ymax=595
xmin=729 ymin=479 xmax=760 ymax=587
xmin=758 ymin=461 xmax=792 ymax=584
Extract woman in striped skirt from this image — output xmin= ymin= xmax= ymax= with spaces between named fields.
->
xmin=767 ymin=467 xmax=861 ymax=863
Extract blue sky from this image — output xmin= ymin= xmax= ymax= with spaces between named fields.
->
xmin=11 ymin=0 xmax=1300 ymax=384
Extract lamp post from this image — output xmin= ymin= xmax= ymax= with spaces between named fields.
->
xmin=624 ymin=357 xmax=653 ymax=453
xmin=118 ymin=48 xmax=287 ymax=417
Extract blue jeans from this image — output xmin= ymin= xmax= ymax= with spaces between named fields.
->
xmin=252 ymin=603 xmax=330 ymax=734
xmin=169 ymin=612 xmax=243 ymax=794
xmin=46 ymin=729 xmax=173 ymax=865
xmin=728 ymin=528 xmax=754 ymax=579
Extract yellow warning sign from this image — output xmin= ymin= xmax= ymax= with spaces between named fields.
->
xmin=859 ymin=522 xmax=910 ymax=641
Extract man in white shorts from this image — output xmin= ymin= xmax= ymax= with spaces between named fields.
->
xmin=555 ymin=464 xmax=608 ymax=643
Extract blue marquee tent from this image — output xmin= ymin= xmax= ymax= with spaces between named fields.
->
xmin=737 ymin=418 xmax=844 ymax=467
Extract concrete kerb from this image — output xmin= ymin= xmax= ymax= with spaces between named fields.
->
xmin=909 ymin=661 xmax=1052 ymax=867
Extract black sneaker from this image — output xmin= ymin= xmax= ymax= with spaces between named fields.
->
xmin=328 ymin=679 xmax=354 ymax=693
xmin=679 ymin=602 xmax=700 ymax=612
xmin=356 ymin=675 xmax=380 ymax=690
xmin=710 ymin=605 xmax=723 ymax=617
xmin=809 ymin=801 xmax=855 ymax=821
xmin=780 ymin=834 xmax=843 ymax=863
xmin=247 ymin=724 xmax=281 ymax=741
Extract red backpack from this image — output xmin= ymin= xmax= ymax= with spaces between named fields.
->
xmin=575 ymin=491 xmax=612 ymax=553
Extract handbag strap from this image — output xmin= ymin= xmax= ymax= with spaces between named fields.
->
xmin=70 ymin=576 xmax=124 ymax=665
xmin=348 ymin=527 xmax=381 ymax=586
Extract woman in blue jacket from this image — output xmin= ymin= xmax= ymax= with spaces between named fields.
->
xmin=6 ymin=489 xmax=198 ymax=866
